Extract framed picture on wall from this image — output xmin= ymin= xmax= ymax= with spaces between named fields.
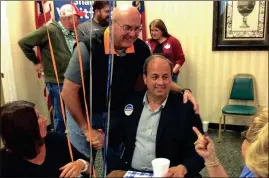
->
xmin=212 ymin=1 xmax=269 ymax=51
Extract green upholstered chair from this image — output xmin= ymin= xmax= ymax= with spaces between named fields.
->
xmin=218 ymin=73 xmax=258 ymax=142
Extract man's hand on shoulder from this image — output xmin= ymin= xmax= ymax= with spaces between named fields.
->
xmin=183 ymin=90 xmax=199 ymax=114
xmin=171 ymin=83 xmax=199 ymax=114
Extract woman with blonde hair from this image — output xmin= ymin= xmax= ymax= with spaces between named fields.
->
xmin=146 ymin=19 xmax=185 ymax=82
xmin=192 ymin=108 xmax=268 ymax=177
xmin=240 ymin=108 xmax=268 ymax=177
xmin=246 ymin=123 xmax=268 ymax=177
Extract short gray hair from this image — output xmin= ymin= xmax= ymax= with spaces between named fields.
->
xmin=143 ymin=54 xmax=173 ymax=75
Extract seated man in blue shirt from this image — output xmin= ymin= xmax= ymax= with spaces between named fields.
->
xmin=113 ymin=54 xmax=204 ymax=177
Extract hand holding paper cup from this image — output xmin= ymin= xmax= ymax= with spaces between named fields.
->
xmin=152 ymin=158 xmax=170 ymax=177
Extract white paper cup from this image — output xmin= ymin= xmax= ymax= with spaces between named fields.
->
xmin=202 ymin=121 xmax=209 ymax=133
xmin=152 ymin=158 xmax=170 ymax=177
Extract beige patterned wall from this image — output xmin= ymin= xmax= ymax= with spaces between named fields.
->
xmin=146 ymin=1 xmax=268 ymax=124
xmin=118 ymin=1 xmax=268 ymax=124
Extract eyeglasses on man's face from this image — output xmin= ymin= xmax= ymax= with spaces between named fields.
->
xmin=114 ymin=20 xmax=142 ymax=33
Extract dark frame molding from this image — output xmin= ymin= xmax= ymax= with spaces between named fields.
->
xmin=212 ymin=1 xmax=269 ymax=51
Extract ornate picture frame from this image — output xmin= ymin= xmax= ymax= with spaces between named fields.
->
xmin=212 ymin=1 xmax=269 ymax=51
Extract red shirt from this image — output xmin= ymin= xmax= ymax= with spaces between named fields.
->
xmin=146 ymin=36 xmax=185 ymax=74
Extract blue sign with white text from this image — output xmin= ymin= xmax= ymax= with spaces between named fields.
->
xmin=53 ymin=1 xmax=92 ymax=23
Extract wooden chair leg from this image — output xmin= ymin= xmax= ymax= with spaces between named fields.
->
xmin=218 ymin=114 xmax=223 ymax=142
xmin=223 ymin=115 xmax=226 ymax=131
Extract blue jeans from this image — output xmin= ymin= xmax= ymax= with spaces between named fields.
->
xmin=66 ymin=109 xmax=95 ymax=159
xmin=172 ymin=74 xmax=179 ymax=83
xmin=45 ymin=82 xmax=65 ymax=134
xmin=66 ymin=109 xmax=121 ymax=174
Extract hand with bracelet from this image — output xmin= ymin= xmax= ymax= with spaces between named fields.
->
xmin=59 ymin=159 xmax=89 ymax=177
xmin=192 ymin=127 xmax=229 ymax=177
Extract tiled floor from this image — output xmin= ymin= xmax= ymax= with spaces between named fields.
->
xmin=94 ymin=129 xmax=244 ymax=177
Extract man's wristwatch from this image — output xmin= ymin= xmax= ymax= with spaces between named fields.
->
xmin=78 ymin=159 xmax=88 ymax=173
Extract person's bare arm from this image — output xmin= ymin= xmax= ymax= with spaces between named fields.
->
xmin=62 ymin=78 xmax=88 ymax=132
xmin=62 ymin=42 xmax=90 ymax=132
xmin=173 ymin=64 xmax=181 ymax=73
xmin=193 ymin=127 xmax=229 ymax=177
xmin=205 ymin=160 xmax=229 ymax=178
xmin=62 ymin=78 xmax=104 ymax=149
xmin=62 ymin=42 xmax=104 ymax=149
xmin=171 ymin=81 xmax=182 ymax=92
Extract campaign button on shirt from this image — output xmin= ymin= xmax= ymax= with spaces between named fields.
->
xmin=164 ymin=43 xmax=171 ymax=49
xmin=124 ymin=104 xmax=133 ymax=116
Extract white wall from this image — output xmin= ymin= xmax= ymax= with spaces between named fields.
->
xmin=1 ymin=1 xmax=17 ymax=103
xmin=3 ymin=1 xmax=50 ymax=124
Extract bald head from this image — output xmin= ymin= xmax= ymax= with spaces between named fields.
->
xmin=112 ymin=5 xmax=141 ymax=50
xmin=143 ymin=55 xmax=173 ymax=76
xmin=112 ymin=4 xmax=141 ymax=49
xmin=112 ymin=4 xmax=140 ymax=21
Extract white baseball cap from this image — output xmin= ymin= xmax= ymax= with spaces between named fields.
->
xmin=59 ymin=3 xmax=86 ymax=17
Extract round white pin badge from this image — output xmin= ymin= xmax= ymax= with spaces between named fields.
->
xmin=124 ymin=104 xmax=133 ymax=116
xmin=164 ymin=43 xmax=171 ymax=49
